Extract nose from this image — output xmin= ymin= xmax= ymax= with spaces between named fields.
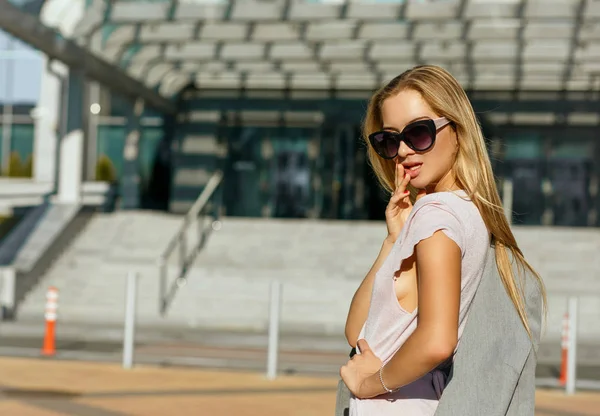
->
xmin=397 ymin=140 xmax=414 ymax=159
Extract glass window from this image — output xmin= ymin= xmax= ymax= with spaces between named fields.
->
xmin=271 ymin=133 xmax=312 ymax=218
xmin=97 ymin=125 xmax=126 ymax=179
xmin=501 ymin=134 xmax=544 ymax=225
xmin=11 ymin=123 xmax=33 ymax=160
xmin=550 ymin=141 xmax=593 ymax=160
xmin=503 ymin=134 xmax=543 ymax=160
xmin=0 ymin=122 xmax=33 ymax=176
xmin=548 ymin=141 xmax=593 ymax=227
xmin=0 ymin=32 xmax=42 ymax=105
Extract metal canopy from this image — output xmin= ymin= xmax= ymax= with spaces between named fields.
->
xmin=69 ymin=0 xmax=600 ymax=95
xmin=0 ymin=0 xmax=177 ymax=115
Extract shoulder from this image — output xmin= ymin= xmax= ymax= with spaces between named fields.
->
xmin=410 ymin=192 xmax=467 ymax=222
xmin=413 ymin=190 xmax=472 ymax=210
xmin=400 ymin=192 xmax=471 ymax=254
xmin=412 ymin=191 xmax=482 ymax=227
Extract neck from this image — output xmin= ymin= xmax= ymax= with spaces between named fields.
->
xmin=428 ymin=170 xmax=460 ymax=194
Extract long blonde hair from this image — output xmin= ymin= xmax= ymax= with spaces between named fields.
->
xmin=364 ymin=65 xmax=546 ymax=341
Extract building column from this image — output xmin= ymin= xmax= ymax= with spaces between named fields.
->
xmin=121 ymin=99 xmax=144 ymax=210
xmin=36 ymin=0 xmax=87 ymax=184
xmin=260 ymin=133 xmax=274 ymax=218
xmin=57 ymin=69 xmax=85 ymax=204
xmin=318 ymin=122 xmax=336 ymax=219
xmin=33 ymin=58 xmax=65 ymax=184
xmin=307 ymin=128 xmax=321 ymax=219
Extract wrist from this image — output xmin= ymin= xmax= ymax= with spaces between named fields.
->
xmin=384 ymin=235 xmax=397 ymax=245
xmin=363 ymin=370 xmax=387 ymax=398
xmin=379 ymin=365 xmax=394 ymax=394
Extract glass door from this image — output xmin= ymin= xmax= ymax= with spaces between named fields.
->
xmin=270 ymin=128 xmax=314 ymax=219
xmin=502 ymin=134 xmax=545 ymax=225
xmin=223 ymin=125 xmax=319 ymax=218
xmin=317 ymin=121 xmax=367 ymax=220
xmin=548 ymin=141 xmax=594 ymax=227
xmin=223 ymin=125 xmax=263 ymax=217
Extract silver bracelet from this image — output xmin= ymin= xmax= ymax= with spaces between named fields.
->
xmin=379 ymin=365 xmax=394 ymax=394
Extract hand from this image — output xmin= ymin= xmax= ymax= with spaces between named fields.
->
xmin=385 ymin=164 xmax=424 ymax=243
xmin=340 ymin=339 xmax=384 ymax=399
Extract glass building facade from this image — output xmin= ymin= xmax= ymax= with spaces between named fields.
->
xmin=165 ymin=90 xmax=600 ymax=227
xmin=1 ymin=0 xmax=599 ymax=227
xmin=1 ymin=87 xmax=599 ymax=227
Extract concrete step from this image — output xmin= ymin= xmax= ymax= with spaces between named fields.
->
xmin=16 ymin=212 xmax=600 ymax=342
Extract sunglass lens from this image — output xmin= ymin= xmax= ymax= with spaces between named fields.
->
xmin=404 ymin=124 xmax=434 ymax=151
xmin=371 ymin=132 xmax=399 ymax=159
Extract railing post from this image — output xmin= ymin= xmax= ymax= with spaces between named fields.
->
xmin=178 ymin=232 xmax=187 ymax=269
xmin=123 ymin=271 xmax=138 ymax=369
xmin=197 ymin=214 xmax=205 ymax=253
xmin=156 ymin=171 xmax=223 ymax=316
xmin=267 ymin=280 xmax=282 ymax=380
xmin=566 ymin=296 xmax=578 ymax=395
xmin=158 ymin=258 xmax=166 ymax=315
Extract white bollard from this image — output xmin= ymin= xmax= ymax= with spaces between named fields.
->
xmin=0 ymin=267 xmax=15 ymax=319
xmin=122 ymin=271 xmax=138 ymax=369
xmin=266 ymin=280 xmax=282 ymax=380
xmin=566 ymin=296 xmax=578 ymax=395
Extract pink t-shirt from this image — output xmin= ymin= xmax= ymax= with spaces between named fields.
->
xmin=350 ymin=190 xmax=489 ymax=416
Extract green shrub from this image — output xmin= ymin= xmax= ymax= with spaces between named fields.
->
xmin=0 ymin=152 xmax=33 ymax=177
xmin=95 ymin=154 xmax=117 ymax=183
xmin=22 ymin=155 xmax=33 ymax=178
xmin=6 ymin=152 xmax=24 ymax=177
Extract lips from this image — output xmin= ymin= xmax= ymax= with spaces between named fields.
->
xmin=403 ymin=163 xmax=422 ymax=179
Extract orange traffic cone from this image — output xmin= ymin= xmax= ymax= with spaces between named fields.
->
xmin=41 ymin=287 xmax=58 ymax=356
xmin=558 ymin=312 xmax=569 ymax=386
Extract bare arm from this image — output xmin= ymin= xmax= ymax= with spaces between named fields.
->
xmin=344 ymin=164 xmax=418 ymax=347
xmin=359 ymin=230 xmax=462 ymax=395
xmin=344 ymin=236 xmax=396 ymax=347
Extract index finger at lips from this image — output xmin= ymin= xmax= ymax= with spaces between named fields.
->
xmin=396 ymin=171 xmax=410 ymax=194
xmin=395 ymin=164 xmax=404 ymax=188
xmin=400 ymin=171 xmax=411 ymax=190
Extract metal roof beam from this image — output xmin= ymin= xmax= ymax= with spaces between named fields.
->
xmin=458 ymin=0 xmax=474 ymax=90
xmin=562 ymin=0 xmax=586 ymax=91
xmin=514 ymin=0 xmax=527 ymax=95
xmin=0 ymin=0 xmax=177 ymax=115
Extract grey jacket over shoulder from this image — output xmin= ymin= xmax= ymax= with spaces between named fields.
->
xmin=335 ymin=245 xmax=544 ymax=416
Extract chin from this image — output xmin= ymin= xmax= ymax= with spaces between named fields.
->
xmin=409 ymin=177 xmax=429 ymax=190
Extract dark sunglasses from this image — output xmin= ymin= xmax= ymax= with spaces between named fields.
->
xmin=368 ymin=117 xmax=451 ymax=159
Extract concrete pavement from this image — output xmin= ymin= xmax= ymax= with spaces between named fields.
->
xmin=0 ymin=321 xmax=599 ymax=382
xmin=0 ymin=357 xmax=597 ymax=416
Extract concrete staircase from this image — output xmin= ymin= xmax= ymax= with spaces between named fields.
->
xmin=0 ymin=202 xmax=95 ymax=317
xmin=15 ymin=211 xmax=600 ymax=342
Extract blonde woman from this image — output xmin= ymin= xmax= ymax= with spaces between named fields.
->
xmin=340 ymin=65 xmax=546 ymax=415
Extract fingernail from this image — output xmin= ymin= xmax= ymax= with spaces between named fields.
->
xmin=404 ymin=190 xmax=409 ymax=194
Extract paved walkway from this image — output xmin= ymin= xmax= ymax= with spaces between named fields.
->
xmin=0 ymin=357 xmax=597 ymax=416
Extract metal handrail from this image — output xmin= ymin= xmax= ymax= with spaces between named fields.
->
xmin=158 ymin=170 xmax=224 ymax=315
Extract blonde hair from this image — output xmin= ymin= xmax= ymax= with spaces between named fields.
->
xmin=364 ymin=65 xmax=546 ymax=342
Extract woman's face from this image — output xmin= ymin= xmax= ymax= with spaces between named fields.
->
xmin=380 ymin=89 xmax=459 ymax=193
